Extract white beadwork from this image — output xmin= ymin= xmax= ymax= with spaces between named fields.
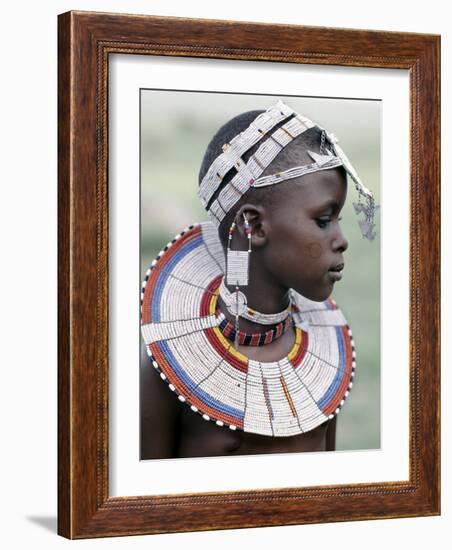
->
xmin=142 ymin=315 xmax=218 ymax=344
xmin=226 ymin=250 xmax=249 ymax=286
xmin=207 ymin=114 xmax=313 ymax=224
xmin=253 ymin=155 xmax=343 ymax=188
xmin=199 ymin=101 xmax=294 ymax=206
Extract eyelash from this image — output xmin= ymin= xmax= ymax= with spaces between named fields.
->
xmin=316 ymin=216 xmax=342 ymax=228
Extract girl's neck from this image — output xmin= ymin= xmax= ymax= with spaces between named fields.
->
xmin=220 ymin=267 xmax=291 ymax=334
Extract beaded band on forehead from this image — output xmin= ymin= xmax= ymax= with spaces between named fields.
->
xmin=199 ymin=100 xmax=378 ymax=241
xmin=199 ymin=100 xmax=295 ymax=208
xmin=201 ymin=110 xmax=315 ymax=222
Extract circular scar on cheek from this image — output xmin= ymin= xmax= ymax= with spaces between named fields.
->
xmin=306 ymin=243 xmax=323 ymax=259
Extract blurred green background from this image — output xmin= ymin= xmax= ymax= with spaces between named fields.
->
xmin=141 ymin=90 xmax=381 ymax=451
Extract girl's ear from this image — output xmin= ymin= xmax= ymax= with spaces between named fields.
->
xmin=235 ymin=204 xmax=268 ymax=248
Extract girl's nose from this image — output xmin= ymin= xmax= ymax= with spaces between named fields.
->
xmin=332 ymin=227 xmax=348 ymax=253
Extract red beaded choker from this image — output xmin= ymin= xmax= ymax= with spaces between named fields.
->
xmin=215 ymin=307 xmax=293 ymax=346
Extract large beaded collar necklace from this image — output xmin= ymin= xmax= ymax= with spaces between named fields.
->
xmin=141 ymin=222 xmax=356 ymax=437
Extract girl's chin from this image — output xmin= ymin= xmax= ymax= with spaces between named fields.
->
xmin=294 ymin=284 xmax=333 ymax=303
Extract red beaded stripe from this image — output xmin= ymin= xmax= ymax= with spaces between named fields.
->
xmin=142 ymin=226 xmax=202 ymax=324
xmin=149 ymin=342 xmax=243 ymax=428
xmin=199 ymin=275 xmax=222 ymax=317
xmin=199 ymin=276 xmax=249 ymax=373
xmin=322 ymin=325 xmax=353 ymax=415
xmin=250 ymin=333 xmax=261 ymax=346
xmin=204 ymin=328 xmax=249 ymax=373
xmin=223 ymin=323 xmax=234 ymax=339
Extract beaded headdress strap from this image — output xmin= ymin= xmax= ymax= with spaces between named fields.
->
xmin=198 ymin=100 xmax=378 ymax=241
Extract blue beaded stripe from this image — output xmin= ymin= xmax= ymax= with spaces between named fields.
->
xmin=140 ymin=225 xmax=197 ymax=308
xmin=151 ymin=234 xmax=204 ymax=322
xmin=317 ymin=326 xmax=346 ymax=410
xmin=157 ymin=339 xmax=245 ymax=422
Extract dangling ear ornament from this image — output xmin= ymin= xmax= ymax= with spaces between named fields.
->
xmin=225 ymin=214 xmax=251 ymax=348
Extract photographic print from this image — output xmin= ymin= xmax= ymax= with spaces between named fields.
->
xmin=140 ymin=90 xmax=381 ymax=460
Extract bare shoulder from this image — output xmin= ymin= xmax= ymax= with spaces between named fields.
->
xmin=325 ymin=416 xmax=337 ymax=451
xmin=140 ymin=347 xmax=182 ymax=459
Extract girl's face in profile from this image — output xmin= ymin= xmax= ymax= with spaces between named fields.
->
xmin=263 ymin=167 xmax=349 ymax=302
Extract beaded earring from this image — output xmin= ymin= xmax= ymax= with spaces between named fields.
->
xmin=225 ymin=214 xmax=252 ymax=348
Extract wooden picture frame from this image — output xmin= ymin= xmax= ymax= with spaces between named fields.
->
xmin=58 ymin=10 xmax=440 ymax=539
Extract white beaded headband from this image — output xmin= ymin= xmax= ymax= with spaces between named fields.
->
xmin=199 ymin=100 xmax=378 ymax=241
xmin=199 ymin=101 xmax=295 ymax=208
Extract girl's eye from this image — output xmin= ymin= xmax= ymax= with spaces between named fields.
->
xmin=316 ymin=216 xmax=343 ymax=228
xmin=316 ymin=217 xmax=331 ymax=228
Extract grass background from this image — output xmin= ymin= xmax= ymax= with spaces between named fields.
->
xmin=140 ymin=90 xmax=381 ymax=451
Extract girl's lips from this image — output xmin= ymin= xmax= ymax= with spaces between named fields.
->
xmin=329 ymin=262 xmax=344 ymax=272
